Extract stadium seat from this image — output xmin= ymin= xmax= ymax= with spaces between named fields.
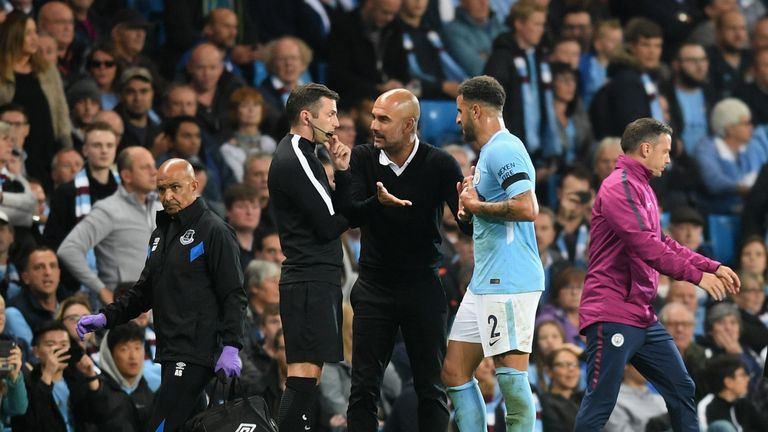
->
xmin=419 ymin=100 xmax=461 ymax=146
xmin=660 ymin=212 xmax=670 ymax=231
xmin=707 ymin=214 xmax=741 ymax=266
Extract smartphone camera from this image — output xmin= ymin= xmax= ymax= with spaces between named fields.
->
xmin=0 ymin=339 xmax=16 ymax=378
xmin=67 ymin=341 xmax=85 ymax=367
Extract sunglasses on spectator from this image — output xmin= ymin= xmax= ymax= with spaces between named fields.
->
xmin=88 ymin=60 xmax=116 ymax=69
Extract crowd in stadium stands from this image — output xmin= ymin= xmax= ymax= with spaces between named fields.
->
xmin=0 ymin=0 xmax=764 ymax=431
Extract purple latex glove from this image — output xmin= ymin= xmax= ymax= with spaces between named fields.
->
xmin=76 ymin=313 xmax=107 ymax=340
xmin=214 ymin=346 xmax=242 ymax=377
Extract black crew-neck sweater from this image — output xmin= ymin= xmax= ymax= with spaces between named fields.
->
xmin=348 ymin=142 xmax=470 ymax=278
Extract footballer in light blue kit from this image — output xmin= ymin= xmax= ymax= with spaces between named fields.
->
xmin=442 ymin=76 xmax=544 ymax=432
xmin=469 ymin=130 xmax=544 ymax=298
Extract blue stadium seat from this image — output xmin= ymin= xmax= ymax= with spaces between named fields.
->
xmin=660 ymin=212 xmax=670 ymax=231
xmin=707 ymin=214 xmax=741 ymax=266
xmin=418 ymin=100 xmax=461 ymax=146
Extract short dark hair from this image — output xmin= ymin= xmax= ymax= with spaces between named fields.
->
xmin=0 ymin=103 xmax=27 ymax=119
xmin=224 ymin=184 xmax=259 ymax=210
xmin=706 ymin=354 xmax=745 ymax=394
xmin=624 ymin=17 xmax=663 ymax=44
xmin=674 ymin=40 xmax=706 ymax=60
xmin=107 ymin=322 xmax=145 ymax=353
xmin=560 ymin=163 xmax=593 ymax=188
xmin=23 ymin=246 xmax=57 ymax=272
xmin=163 ymin=115 xmax=199 ymax=141
xmin=620 ymin=118 xmax=673 ymax=154
xmin=32 ymin=320 xmax=68 ymax=347
xmin=162 ymin=82 xmax=195 ymax=111
xmin=256 ymin=229 xmax=279 ymax=252
xmin=84 ymin=121 xmax=116 ymax=143
xmin=562 ymin=5 xmax=590 ymax=20
xmin=285 ymin=83 xmax=339 ymax=126
xmin=458 ymin=76 xmax=506 ymax=111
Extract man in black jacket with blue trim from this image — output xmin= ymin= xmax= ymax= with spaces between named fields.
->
xmin=76 ymin=158 xmax=247 ymax=432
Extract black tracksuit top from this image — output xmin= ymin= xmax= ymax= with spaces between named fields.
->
xmin=102 ymin=198 xmax=247 ymax=368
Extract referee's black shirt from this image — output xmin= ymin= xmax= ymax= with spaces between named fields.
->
xmin=268 ymin=134 xmax=352 ymax=284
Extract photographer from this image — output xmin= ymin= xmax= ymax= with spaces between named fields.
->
xmin=0 ymin=335 xmax=27 ymax=427
xmin=11 ymin=320 xmax=104 ymax=432
xmin=554 ymin=165 xmax=594 ymax=270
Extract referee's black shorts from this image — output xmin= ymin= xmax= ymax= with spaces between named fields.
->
xmin=279 ymin=280 xmax=344 ymax=364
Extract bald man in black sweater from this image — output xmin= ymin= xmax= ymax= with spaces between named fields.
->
xmin=344 ymin=89 xmax=471 ymax=432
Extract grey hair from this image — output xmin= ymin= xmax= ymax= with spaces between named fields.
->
xmin=706 ymin=302 xmax=741 ymax=333
xmin=245 ymin=259 xmax=281 ymax=288
xmin=593 ymin=136 xmax=622 ymax=165
xmin=710 ymin=98 xmax=751 ymax=138
xmin=658 ymin=301 xmax=694 ymax=324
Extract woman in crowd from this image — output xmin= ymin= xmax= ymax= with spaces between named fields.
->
xmin=220 ymin=87 xmax=277 ymax=182
xmin=537 ymin=266 xmax=585 ymax=347
xmin=700 ymin=302 xmax=764 ymax=395
xmin=540 ymin=346 xmax=584 ymax=432
xmin=85 ymin=43 xmax=120 ymax=110
xmin=55 ymin=296 xmax=100 ymax=363
xmin=0 ymin=295 xmax=28 ymax=427
xmin=551 ymin=62 xmax=593 ymax=166
xmin=739 ymin=236 xmax=767 ymax=281
xmin=530 ymin=319 xmax=567 ymax=392
xmin=0 ymin=11 xmax=71 ymax=189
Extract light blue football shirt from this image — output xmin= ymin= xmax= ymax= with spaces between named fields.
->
xmin=469 ymin=129 xmax=545 ymax=295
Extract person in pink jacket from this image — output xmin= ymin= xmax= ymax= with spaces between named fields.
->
xmin=573 ymin=118 xmax=740 ymax=432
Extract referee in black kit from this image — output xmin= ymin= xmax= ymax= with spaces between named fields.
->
xmin=345 ymin=89 xmax=471 ymax=431
xmin=268 ymin=83 xmax=352 ymax=430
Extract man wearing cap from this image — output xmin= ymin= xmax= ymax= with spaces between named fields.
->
xmin=67 ymin=78 xmax=103 ymax=151
xmin=669 ymin=206 xmax=713 ymax=257
xmin=111 ymin=9 xmax=167 ymax=93
xmin=116 ymin=67 xmax=161 ymax=151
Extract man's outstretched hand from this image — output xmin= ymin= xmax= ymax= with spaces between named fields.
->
xmin=377 ymin=182 xmax=412 ymax=207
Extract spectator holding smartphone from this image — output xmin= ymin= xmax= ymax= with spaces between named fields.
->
xmin=11 ymin=320 xmax=104 ymax=431
xmin=0 ymin=335 xmax=27 ymax=427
